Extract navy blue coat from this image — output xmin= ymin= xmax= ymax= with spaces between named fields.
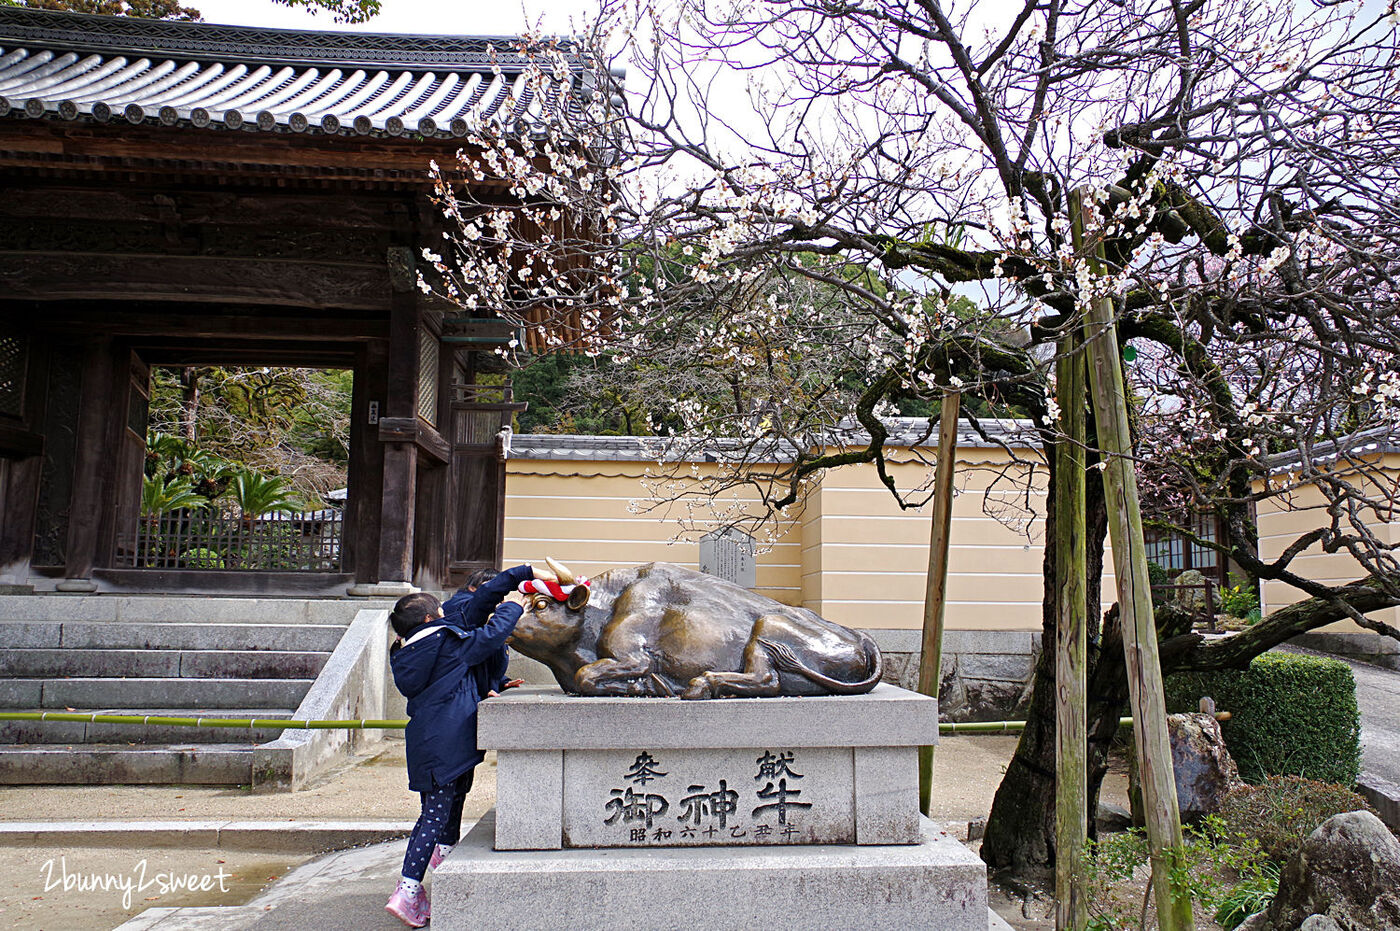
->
xmin=442 ymin=564 xmax=535 ymax=632
xmin=440 ymin=564 xmax=535 ymax=695
xmin=390 ymin=588 xmax=527 ymax=792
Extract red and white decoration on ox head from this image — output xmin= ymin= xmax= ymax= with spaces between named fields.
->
xmin=520 ymin=557 xmax=592 ymax=611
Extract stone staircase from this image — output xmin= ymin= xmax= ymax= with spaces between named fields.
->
xmin=0 ymin=596 xmax=376 ymax=785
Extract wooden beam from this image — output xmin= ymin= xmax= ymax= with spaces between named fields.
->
xmin=0 ymin=423 xmax=43 ymax=457
xmin=1054 ymin=327 xmax=1089 ymax=931
xmin=0 ymin=184 xmax=402 ymax=230
xmin=132 ymin=345 xmax=358 ymax=368
xmin=0 ymin=253 xmax=391 ymax=309
xmin=377 ymin=417 xmax=450 ymax=466
xmin=918 ymin=388 xmax=960 ymax=816
xmin=1074 ymin=189 xmax=1194 ymax=931
xmin=0 ymin=121 xmax=480 ymax=176
xmin=11 ymin=306 xmax=386 ymax=342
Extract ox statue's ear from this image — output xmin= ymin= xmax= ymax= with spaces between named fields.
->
xmin=566 ymin=585 xmax=590 ymax=611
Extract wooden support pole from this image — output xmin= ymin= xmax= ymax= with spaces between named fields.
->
xmin=918 ymin=388 xmax=960 ymax=816
xmin=1073 ymin=189 xmax=1194 ymax=931
xmin=1053 ymin=329 xmax=1089 ymax=930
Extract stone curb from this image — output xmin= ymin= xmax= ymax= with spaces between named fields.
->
xmin=1358 ymin=774 xmax=1400 ymax=832
xmin=0 ymin=820 xmax=413 ymax=852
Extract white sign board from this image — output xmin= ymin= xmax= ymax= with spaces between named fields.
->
xmin=698 ymin=527 xmax=757 ymax=589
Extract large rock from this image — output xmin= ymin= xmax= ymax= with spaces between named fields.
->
xmin=1237 ymin=810 xmax=1400 ymax=931
xmin=1129 ymin=712 xmax=1244 ymax=823
xmin=1172 ymin=569 xmax=1211 ymax=615
xmin=1169 ymin=712 xmax=1244 ymax=820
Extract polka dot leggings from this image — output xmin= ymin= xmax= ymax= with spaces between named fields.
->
xmin=401 ymin=769 xmax=474 ymax=882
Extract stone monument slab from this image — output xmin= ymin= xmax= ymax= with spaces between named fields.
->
xmin=480 ymin=684 xmax=933 ymax=850
xmin=698 ymin=527 xmax=757 ymax=589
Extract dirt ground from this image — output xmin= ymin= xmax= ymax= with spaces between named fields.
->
xmin=0 ymin=734 xmax=1129 ymax=930
xmin=0 ymin=846 xmax=302 ymax=930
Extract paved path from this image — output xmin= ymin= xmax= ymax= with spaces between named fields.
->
xmin=1286 ymin=645 xmax=1400 ymax=787
xmin=1347 ymin=654 xmax=1400 ymax=787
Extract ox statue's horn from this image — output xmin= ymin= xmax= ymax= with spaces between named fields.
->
xmin=545 ymin=557 xmax=576 ymax=584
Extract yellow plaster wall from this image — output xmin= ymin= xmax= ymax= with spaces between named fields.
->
xmin=503 ymin=467 xmax=803 ymax=604
xmin=1255 ymin=455 xmax=1400 ymax=634
xmin=502 ymin=446 xmax=1110 ymax=633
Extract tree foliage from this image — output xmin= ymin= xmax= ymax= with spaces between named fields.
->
xmin=147 ymin=367 xmax=350 ymax=502
xmin=5 ymin=0 xmax=381 ymax=23
xmin=423 ymin=0 xmax=1399 ymax=873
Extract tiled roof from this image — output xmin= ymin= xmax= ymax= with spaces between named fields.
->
xmin=1264 ymin=425 xmax=1400 ymax=473
xmin=0 ymin=8 xmax=581 ymax=138
xmin=507 ymin=418 xmax=1040 ymax=463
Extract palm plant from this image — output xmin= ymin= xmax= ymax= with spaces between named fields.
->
xmin=227 ymin=468 xmax=304 ymax=520
xmin=140 ymin=475 xmax=209 ymax=518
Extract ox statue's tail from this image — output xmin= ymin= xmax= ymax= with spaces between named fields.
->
xmin=758 ymin=629 xmax=884 ymax=695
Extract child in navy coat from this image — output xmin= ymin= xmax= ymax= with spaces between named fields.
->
xmin=383 ymin=564 xmax=537 ymax=928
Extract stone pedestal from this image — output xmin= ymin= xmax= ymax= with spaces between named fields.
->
xmin=434 ymin=683 xmax=991 ymax=929
xmin=434 ymin=812 xmax=989 ymax=931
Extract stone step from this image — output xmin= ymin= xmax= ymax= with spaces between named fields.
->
xmin=0 ymin=595 xmax=386 ymax=626
xmin=0 ymin=648 xmax=331 ymax=679
xmin=0 ymin=677 xmax=314 ymax=710
xmin=0 ymin=708 xmax=297 ymax=745
xmin=0 ymin=743 xmax=258 ymax=785
xmin=4 ymin=621 xmax=347 ymax=652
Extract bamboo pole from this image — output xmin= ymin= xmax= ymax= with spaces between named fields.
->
xmin=1054 ymin=327 xmax=1089 ymax=930
xmin=0 ymin=711 xmax=409 ymax=730
xmin=0 ymin=710 xmax=1227 ymax=734
xmin=918 ymin=388 xmax=961 ymax=816
xmin=1072 ymin=188 xmax=1194 ymax=931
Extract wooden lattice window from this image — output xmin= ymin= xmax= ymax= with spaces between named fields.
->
xmin=0 ymin=332 xmax=27 ymax=419
xmin=417 ymin=328 xmax=440 ymax=426
xmin=1145 ymin=514 xmax=1223 ymax=582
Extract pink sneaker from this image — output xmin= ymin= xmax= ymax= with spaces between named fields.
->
xmin=429 ymin=845 xmax=448 ymax=871
xmin=385 ymin=884 xmax=429 ymax=928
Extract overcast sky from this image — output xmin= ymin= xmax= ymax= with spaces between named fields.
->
xmin=194 ymin=0 xmax=597 ymax=36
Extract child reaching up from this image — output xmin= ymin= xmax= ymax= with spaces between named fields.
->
xmin=383 ymin=571 xmax=534 ymax=928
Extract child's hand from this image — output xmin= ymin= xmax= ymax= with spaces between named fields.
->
xmin=503 ymin=678 xmax=525 ymax=690
xmin=504 ymin=591 xmax=529 ymax=608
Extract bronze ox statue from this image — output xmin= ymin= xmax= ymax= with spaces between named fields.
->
xmin=508 ymin=560 xmax=884 ymax=699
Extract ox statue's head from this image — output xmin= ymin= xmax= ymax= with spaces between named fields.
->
xmin=508 ymin=557 xmax=594 ymax=655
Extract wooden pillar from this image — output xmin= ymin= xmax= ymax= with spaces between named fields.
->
xmin=377 ymin=246 xmax=421 ymax=587
xmin=345 ymin=341 xmax=387 ymax=584
xmin=61 ymin=335 xmax=117 ymax=589
xmin=918 ymin=389 xmax=960 ymax=815
xmin=1053 ymin=330 xmax=1089 ymax=930
xmin=0 ymin=329 xmax=47 ymax=589
xmin=1074 ymin=189 xmax=1193 ymax=930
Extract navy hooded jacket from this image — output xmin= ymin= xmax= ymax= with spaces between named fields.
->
xmin=390 ymin=566 xmax=533 ymax=791
xmin=442 ymin=564 xmax=536 ymax=633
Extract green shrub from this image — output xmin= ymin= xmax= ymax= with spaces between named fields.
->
xmin=1218 ymin=573 xmax=1260 ymax=618
xmin=1164 ymin=651 xmax=1360 ymax=785
xmin=179 ymin=547 xmax=225 ymax=570
xmin=1213 ymin=775 xmax=1380 ymax=864
xmin=1084 ymin=821 xmax=1277 ymax=930
xmin=1212 ymin=860 xmax=1279 ymax=929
